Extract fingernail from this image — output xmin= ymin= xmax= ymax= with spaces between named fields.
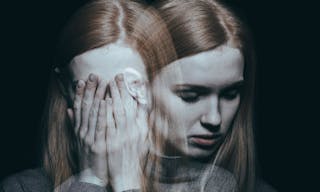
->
xmin=115 ymin=74 xmax=124 ymax=81
xmin=89 ymin=74 xmax=97 ymax=82
xmin=67 ymin=108 xmax=72 ymax=114
xmin=77 ymin=80 xmax=85 ymax=88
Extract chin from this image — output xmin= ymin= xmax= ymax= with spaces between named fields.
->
xmin=182 ymin=145 xmax=218 ymax=161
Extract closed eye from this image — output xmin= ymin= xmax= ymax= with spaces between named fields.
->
xmin=175 ymin=90 xmax=200 ymax=103
xmin=172 ymin=85 xmax=211 ymax=103
xmin=220 ymin=81 xmax=243 ymax=100
xmin=221 ymin=88 xmax=240 ymax=100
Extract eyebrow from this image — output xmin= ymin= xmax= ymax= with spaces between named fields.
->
xmin=172 ymin=80 xmax=244 ymax=92
xmin=221 ymin=80 xmax=244 ymax=92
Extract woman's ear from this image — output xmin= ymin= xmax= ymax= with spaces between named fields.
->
xmin=123 ymin=68 xmax=148 ymax=105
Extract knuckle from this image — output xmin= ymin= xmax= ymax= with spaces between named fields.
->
xmin=107 ymin=121 xmax=114 ymax=129
xmin=98 ymin=110 xmax=105 ymax=117
xmin=86 ymin=81 xmax=97 ymax=89
xmin=89 ymin=107 xmax=98 ymax=117
xmin=81 ymin=100 xmax=90 ymax=109
xmin=115 ymin=74 xmax=124 ymax=82
xmin=76 ymin=85 xmax=84 ymax=94
xmin=92 ymin=106 xmax=99 ymax=115
xmin=84 ymin=136 xmax=93 ymax=146
xmin=119 ymin=82 xmax=126 ymax=89
xmin=90 ymin=145 xmax=97 ymax=153
xmin=79 ymin=128 xmax=87 ymax=139
xmin=74 ymin=123 xmax=80 ymax=130
xmin=93 ymin=98 xmax=100 ymax=105
xmin=96 ymin=143 xmax=107 ymax=153
xmin=97 ymin=126 xmax=106 ymax=136
xmin=95 ymin=89 xmax=104 ymax=99
xmin=76 ymin=87 xmax=84 ymax=95
xmin=73 ymin=103 xmax=80 ymax=110
xmin=115 ymin=108 xmax=125 ymax=117
xmin=96 ymin=125 xmax=103 ymax=132
xmin=90 ymin=146 xmax=99 ymax=154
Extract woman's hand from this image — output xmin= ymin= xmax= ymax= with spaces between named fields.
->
xmin=106 ymin=74 xmax=149 ymax=192
xmin=67 ymin=74 xmax=109 ymax=186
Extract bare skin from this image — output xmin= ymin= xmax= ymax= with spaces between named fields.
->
xmin=67 ymin=73 xmax=148 ymax=192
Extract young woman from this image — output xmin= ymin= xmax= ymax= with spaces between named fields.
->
xmin=0 ymin=0 xmax=176 ymax=191
xmin=140 ymin=0 xmax=277 ymax=191
xmin=1 ymin=0 xmax=277 ymax=191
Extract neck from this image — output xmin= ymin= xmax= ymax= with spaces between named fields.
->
xmin=145 ymin=149 xmax=217 ymax=183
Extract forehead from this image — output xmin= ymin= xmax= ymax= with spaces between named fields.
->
xmin=68 ymin=43 xmax=146 ymax=81
xmin=159 ymin=45 xmax=244 ymax=86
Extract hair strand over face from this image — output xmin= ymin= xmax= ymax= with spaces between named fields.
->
xmin=42 ymin=0 xmax=177 ymax=188
xmin=153 ymin=0 xmax=257 ymax=191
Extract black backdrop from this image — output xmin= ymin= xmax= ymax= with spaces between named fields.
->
xmin=1 ymin=0 xmax=317 ymax=191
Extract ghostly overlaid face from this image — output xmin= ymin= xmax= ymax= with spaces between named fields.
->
xmin=151 ymin=45 xmax=244 ymax=159
xmin=66 ymin=43 xmax=147 ymax=98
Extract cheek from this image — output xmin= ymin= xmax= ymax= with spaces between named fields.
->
xmin=160 ymin=100 xmax=205 ymax=136
xmin=220 ymin=97 xmax=241 ymax=131
xmin=182 ymin=101 xmax=208 ymax=126
xmin=151 ymin=86 xmax=191 ymax=132
xmin=152 ymin=88 xmax=180 ymax=120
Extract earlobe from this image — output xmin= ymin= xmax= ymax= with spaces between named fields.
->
xmin=123 ymin=68 xmax=148 ymax=105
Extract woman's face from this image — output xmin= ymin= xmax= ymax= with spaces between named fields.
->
xmin=151 ymin=45 xmax=244 ymax=159
xmin=66 ymin=43 xmax=147 ymax=98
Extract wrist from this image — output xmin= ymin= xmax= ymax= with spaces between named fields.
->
xmin=78 ymin=168 xmax=108 ymax=187
xmin=111 ymin=175 xmax=140 ymax=192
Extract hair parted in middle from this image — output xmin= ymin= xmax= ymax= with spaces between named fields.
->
xmin=147 ymin=0 xmax=257 ymax=191
xmin=42 ymin=0 xmax=177 ymax=188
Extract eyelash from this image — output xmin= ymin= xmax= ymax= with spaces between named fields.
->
xmin=222 ymin=89 xmax=240 ymax=100
xmin=176 ymin=91 xmax=201 ymax=103
xmin=176 ymin=88 xmax=240 ymax=103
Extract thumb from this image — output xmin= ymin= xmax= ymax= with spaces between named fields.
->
xmin=67 ymin=108 xmax=75 ymax=127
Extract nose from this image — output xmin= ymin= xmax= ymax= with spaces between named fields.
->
xmin=200 ymin=96 xmax=221 ymax=132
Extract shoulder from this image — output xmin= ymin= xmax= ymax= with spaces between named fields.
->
xmin=205 ymin=168 xmax=278 ymax=192
xmin=256 ymin=179 xmax=277 ymax=192
xmin=1 ymin=169 xmax=111 ymax=192
xmin=204 ymin=166 xmax=237 ymax=191
xmin=0 ymin=168 xmax=52 ymax=192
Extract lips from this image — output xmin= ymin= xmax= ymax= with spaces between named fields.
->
xmin=188 ymin=134 xmax=222 ymax=148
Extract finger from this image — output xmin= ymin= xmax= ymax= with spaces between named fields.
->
xmin=115 ymin=74 xmax=137 ymax=117
xmin=86 ymin=78 xmax=107 ymax=144
xmin=137 ymin=106 xmax=149 ymax=140
xmin=85 ymin=98 xmax=100 ymax=145
xmin=115 ymin=74 xmax=131 ymax=102
xmin=106 ymin=98 xmax=116 ymax=143
xmin=95 ymin=79 xmax=108 ymax=100
xmin=73 ymin=80 xmax=85 ymax=133
xmin=79 ymin=74 xmax=98 ymax=138
xmin=109 ymin=80 xmax=125 ymax=129
xmin=95 ymin=100 xmax=107 ymax=143
xmin=67 ymin=108 xmax=74 ymax=127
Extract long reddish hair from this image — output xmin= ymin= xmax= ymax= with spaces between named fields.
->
xmin=153 ymin=0 xmax=257 ymax=191
xmin=41 ymin=0 xmax=177 ymax=187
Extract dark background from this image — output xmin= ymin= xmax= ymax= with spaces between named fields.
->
xmin=0 ymin=0 xmax=317 ymax=191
